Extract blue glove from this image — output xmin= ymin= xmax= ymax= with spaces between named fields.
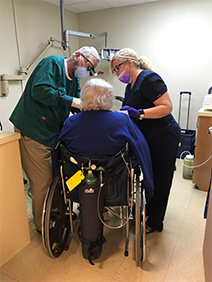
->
xmin=120 ymin=105 xmax=140 ymax=118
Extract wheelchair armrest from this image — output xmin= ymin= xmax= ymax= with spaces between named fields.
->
xmin=115 ymin=96 xmax=124 ymax=102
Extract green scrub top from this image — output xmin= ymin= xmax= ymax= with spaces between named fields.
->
xmin=9 ymin=55 xmax=81 ymax=147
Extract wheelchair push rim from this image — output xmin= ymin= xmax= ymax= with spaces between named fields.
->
xmin=42 ymin=177 xmax=70 ymax=258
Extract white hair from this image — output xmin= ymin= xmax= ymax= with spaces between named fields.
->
xmin=81 ymin=78 xmax=114 ymax=111
xmin=71 ymin=46 xmax=100 ymax=64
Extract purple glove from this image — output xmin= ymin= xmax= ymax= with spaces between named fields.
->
xmin=120 ymin=105 xmax=140 ymax=118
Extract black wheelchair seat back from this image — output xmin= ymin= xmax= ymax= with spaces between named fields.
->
xmin=43 ymin=143 xmax=146 ymax=265
xmin=58 ymin=143 xmax=130 ymax=207
xmin=55 ymin=143 xmax=131 ymax=264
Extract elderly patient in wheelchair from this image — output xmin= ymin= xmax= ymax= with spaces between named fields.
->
xmin=42 ymin=78 xmax=154 ymax=265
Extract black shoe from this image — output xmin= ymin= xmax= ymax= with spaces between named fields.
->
xmin=36 ymin=229 xmax=41 ymax=234
xmin=146 ymin=224 xmax=163 ymax=234
xmin=23 ymin=178 xmax=28 ymax=184
xmin=146 ymin=225 xmax=155 ymax=234
xmin=72 ymin=211 xmax=77 ymax=221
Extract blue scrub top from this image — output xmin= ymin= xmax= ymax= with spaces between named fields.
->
xmin=123 ymin=70 xmax=180 ymax=148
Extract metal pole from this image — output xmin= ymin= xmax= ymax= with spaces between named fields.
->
xmin=105 ymin=34 xmax=108 ymax=48
xmin=60 ymin=0 xmax=66 ymax=50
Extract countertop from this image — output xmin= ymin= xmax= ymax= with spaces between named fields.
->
xmin=198 ymin=108 xmax=212 ymax=117
xmin=0 ymin=131 xmax=20 ymax=146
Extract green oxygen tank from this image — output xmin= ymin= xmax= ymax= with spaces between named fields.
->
xmin=183 ymin=155 xmax=194 ymax=180
xmin=85 ymin=170 xmax=97 ymax=185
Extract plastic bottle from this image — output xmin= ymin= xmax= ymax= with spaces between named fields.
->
xmin=183 ymin=155 xmax=194 ymax=180
xmin=85 ymin=170 xmax=97 ymax=185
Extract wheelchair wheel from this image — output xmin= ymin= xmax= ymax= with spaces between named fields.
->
xmin=135 ymin=176 xmax=146 ymax=265
xmin=140 ymin=187 xmax=146 ymax=262
xmin=42 ymin=177 xmax=70 ymax=258
xmin=135 ymin=174 xmax=141 ymax=266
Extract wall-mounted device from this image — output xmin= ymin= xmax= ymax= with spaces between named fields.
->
xmin=99 ymin=48 xmax=120 ymax=61
xmin=60 ymin=0 xmax=120 ymax=62
xmin=1 ymin=74 xmax=25 ymax=96
xmin=60 ymin=0 xmax=108 ymax=51
xmin=203 ymin=94 xmax=212 ymax=110
xmin=0 ymin=37 xmax=61 ymax=97
xmin=202 ymin=86 xmax=212 ymax=109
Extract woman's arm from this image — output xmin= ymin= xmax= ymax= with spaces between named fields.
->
xmin=142 ymin=91 xmax=172 ymax=119
xmin=120 ymin=91 xmax=173 ymax=120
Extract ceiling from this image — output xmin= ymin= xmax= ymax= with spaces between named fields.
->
xmin=43 ymin=0 xmax=161 ymax=13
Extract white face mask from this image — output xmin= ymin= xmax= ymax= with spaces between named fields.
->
xmin=74 ymin=66 xmax=89 ymax=79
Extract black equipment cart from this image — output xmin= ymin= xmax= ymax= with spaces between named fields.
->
xmin=177 ymin=91 xmax=196 ymax=158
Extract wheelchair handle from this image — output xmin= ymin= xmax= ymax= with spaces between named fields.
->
xmin=115 ymin=96 xmax=124 ymax=102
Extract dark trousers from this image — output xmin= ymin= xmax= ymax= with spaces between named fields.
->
xmin=146 ymin=129 xmax=180 ymax=231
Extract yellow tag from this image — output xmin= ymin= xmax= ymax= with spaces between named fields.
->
xmin=66 ymin=170 xmax=85 ymax=192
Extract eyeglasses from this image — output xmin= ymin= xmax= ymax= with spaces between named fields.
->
xmin=112 ymin=62 xmax=124 ymax=74
xmin=81 ymin=54 xmax=104 ymax=76
xmin=81 ymin=54 xmax=97 ymax=76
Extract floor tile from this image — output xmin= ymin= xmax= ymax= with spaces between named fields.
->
xmin=0 ymin=159 xmax=207 ymax=282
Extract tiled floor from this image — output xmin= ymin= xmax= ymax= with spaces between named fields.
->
xmin=0 ymin=159 xmax=207 ymax=282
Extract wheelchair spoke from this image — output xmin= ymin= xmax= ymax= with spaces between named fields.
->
xmin=42 ymin=177 xmax=71 ymax=258
xmin=135 ymin=175 xmax=141 ymax=267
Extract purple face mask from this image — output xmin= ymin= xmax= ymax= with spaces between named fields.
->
xmin=118 ymin=70 xmax=131 ymax=84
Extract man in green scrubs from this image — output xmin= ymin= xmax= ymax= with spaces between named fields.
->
xmin=9 ymin=46 xmax=100 ymax=233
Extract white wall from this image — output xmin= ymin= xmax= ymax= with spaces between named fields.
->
xmin=78 ymin=1 xmax=212 ymax=130
xmin=1 ymin=1 xmax=212 ymax=132
xmin=0 ymin=0 xmax=79 ymax=131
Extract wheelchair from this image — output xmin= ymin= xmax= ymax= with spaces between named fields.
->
xmin=42 ymin=143 xmax=146 ymax=266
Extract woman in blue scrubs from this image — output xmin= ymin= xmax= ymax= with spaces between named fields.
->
xmin=111 ymin=48 xmax=180 ymax=233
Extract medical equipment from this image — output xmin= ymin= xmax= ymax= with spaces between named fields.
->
xmin=60 ymin=0 xmax=120 ymax=62
xmin=203 ymin=94 xmax=212 ymax=110
xmin=99 ymin=48 xmax=120 ymax=61
xmin=60 ymin=0 xmax=108 ymax=51
xmin=202 ymin=86 xmax=212 ymax=110
xmin=177 ymin=91 xmax=196 ymax=158
xmin=183 ymin=154 xmax=194 ymax=179
xmin=0 ymin=37 xmax=63 ymax=96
